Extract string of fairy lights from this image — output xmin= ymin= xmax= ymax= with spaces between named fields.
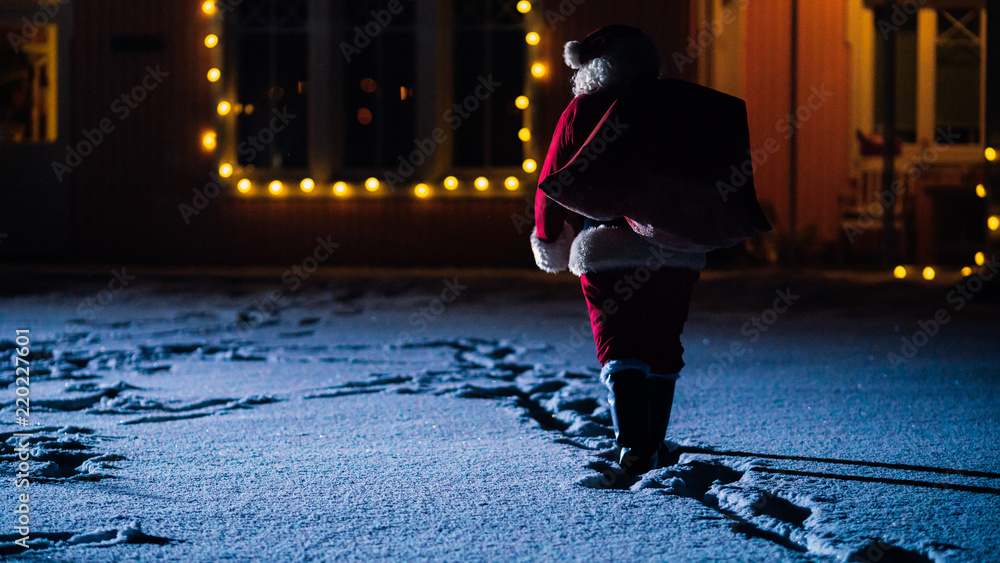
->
xmin=198 ymin=0 xmax=542 ymax=200
xmin=198 ymin=0 xmax=997 ymax=278
xmin=893 ymin=149 xmax=998 ymax=280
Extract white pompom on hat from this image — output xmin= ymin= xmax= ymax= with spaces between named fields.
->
xmin=563 ymin=41 xmax=583 ymax=69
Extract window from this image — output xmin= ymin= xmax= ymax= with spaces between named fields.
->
xmin=0 ymin=20 xmax=57 ymax=144
xmin=216 ymin=0 xmax=533 ymax=197
xmin=867 ymin=3 xmax=986 ymax=152
xmin=231 ymin=0 xmax=309 ymax=170
xmin=339 ymin=0 xmax=417 ymax=169
xmin=874 ymin=11 xmax=918 ymax=143
xmin=452 ymin=0 xmax=525 ymax=167
xmin=934 ymin=8 xmax=983 ymax=144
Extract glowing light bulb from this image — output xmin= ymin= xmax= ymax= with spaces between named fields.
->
xmin=202 ymin=1 xmax=215 ymax=15
xmin=202 ymin=131 xmax=217 ymax=150
xmin=989 ymin=216 xmax=999 ymax=231
xmin=268 ymin=181 xmax=282 ymax=194
xmin=300 ymin=178 xmax=315 ymax=192
xmin=333 ymin=182 xmax=347 ymax=196
xmin=516 ymin=1 xmax=531 ymax=13
xmin=207 ymin=68 xmax=221 ymax=82
xmin=504 ymin=177 xmax=519 ymax=191
xmin=531 ymin=63 xmax=547 ymax=78
xmin=204 ymin=34 xmax=219 ymax=48
xmin=518 ymin=128 xmax=531 ymax=142
xmin=237 ymin=179 xmax=251 ymax=192
xmin=217 ymin=101 xmax=231 ymax=115
xmin=922 ymin=267 xmax=935 ymax=280
xmin=525 ymin=32 xmax=540 ymax=45
xmin=474 ymin=177 xmax=489 ymax=191
xmin=515 ymin=96 xmax=529 ymax=109
xmin=987 ymin=147 xmax=997 ymax=162
xmin=522 ymin=159 xmax=537 ymax=173
xmin=414 ymin=183 xmax=430 ymax=198
xmin=975 ymin=252 xmax=985 ymax=266
xmin=219 ymin=163 xmax=233 ymax=178
xmin=365 ymin=177 xmax=379 ymax=192
xmin=961 ymin=267 xmax=972 ymax=277
xmin=893 ymin=265 xmax=906 ymax=279
xmin=443 ymin=176 xmax=458 ymax=190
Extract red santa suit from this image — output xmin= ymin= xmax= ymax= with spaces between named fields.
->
xmin=532 ymin=74 xmax=771 ymax=375
xmin=530 ymin=25 xmax=771 ymax=475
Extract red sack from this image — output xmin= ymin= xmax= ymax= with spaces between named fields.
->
xmin=538 ymin=78 xmax=772 ymax=252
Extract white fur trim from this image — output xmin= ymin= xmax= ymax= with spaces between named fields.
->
xmin=569 ymin=226 xmax=707 ymax=276
xmin=530 ymin=222 xmax=575 ymax=273
xmin=563 ymin=41 xmax=582 ymax=69
xmin=600 ymin=358 xmax=650 ymax=388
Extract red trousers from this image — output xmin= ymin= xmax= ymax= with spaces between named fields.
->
xmin=580 ymin=267 xmax=700 ymax=375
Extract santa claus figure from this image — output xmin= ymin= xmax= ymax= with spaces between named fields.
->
xmin=531 ymin=25 xmax=771 ymax=476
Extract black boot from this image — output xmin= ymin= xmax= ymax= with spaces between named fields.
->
xmin=647 ymin=376 xmax=677 ymax=469
xmin=606 ymin=368 xmax=656 ymax=476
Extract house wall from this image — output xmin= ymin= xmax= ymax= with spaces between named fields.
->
xmin=55 ymin=1 xmax=696 ymax=267
xmin=742 ymin=0 xmax=851 ymax=255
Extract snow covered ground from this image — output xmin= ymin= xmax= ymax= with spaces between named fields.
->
xmin=0 ymin=267 xmax=998 ymax=562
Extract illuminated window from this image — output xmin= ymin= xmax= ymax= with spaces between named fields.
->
xmin=872 ymin=6 xmax=987 ymax=146
xmin=0 ymin=22 xmax=58 ymax=144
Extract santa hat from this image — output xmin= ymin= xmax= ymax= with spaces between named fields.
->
xmin=563 ymin=25 xmax=656 ymax=70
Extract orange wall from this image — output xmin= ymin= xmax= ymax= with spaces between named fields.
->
xmin=743 ymin=0 xmax=793 ymax=241
xmin=743 ymin=0 xmax=850 ymax=251
xmin=796 ymin=1 xmax=850 ymax=245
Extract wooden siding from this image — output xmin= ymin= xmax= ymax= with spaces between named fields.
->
xmin=795 ymin=1 xmax=850 ymax=245
xmin=743 ymin=0 xmax=851 ymax=250
xmin=743 ymin=0 xmax=794 ymax=241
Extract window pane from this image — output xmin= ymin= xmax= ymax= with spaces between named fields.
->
xmin=234 ymin=0 xmax=310 ymax=169
xmin=453 ymin=0 xmax=525 ymax=167
xmin=874 ymin=13 xmax=917 ymax=143
xmin=340 ymin=1 xmax=416 ymax=169
xmin=934 ymin=9 xmax=981 ymax=144
xmin=0 ymin=23 xmax=57 ymax=144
